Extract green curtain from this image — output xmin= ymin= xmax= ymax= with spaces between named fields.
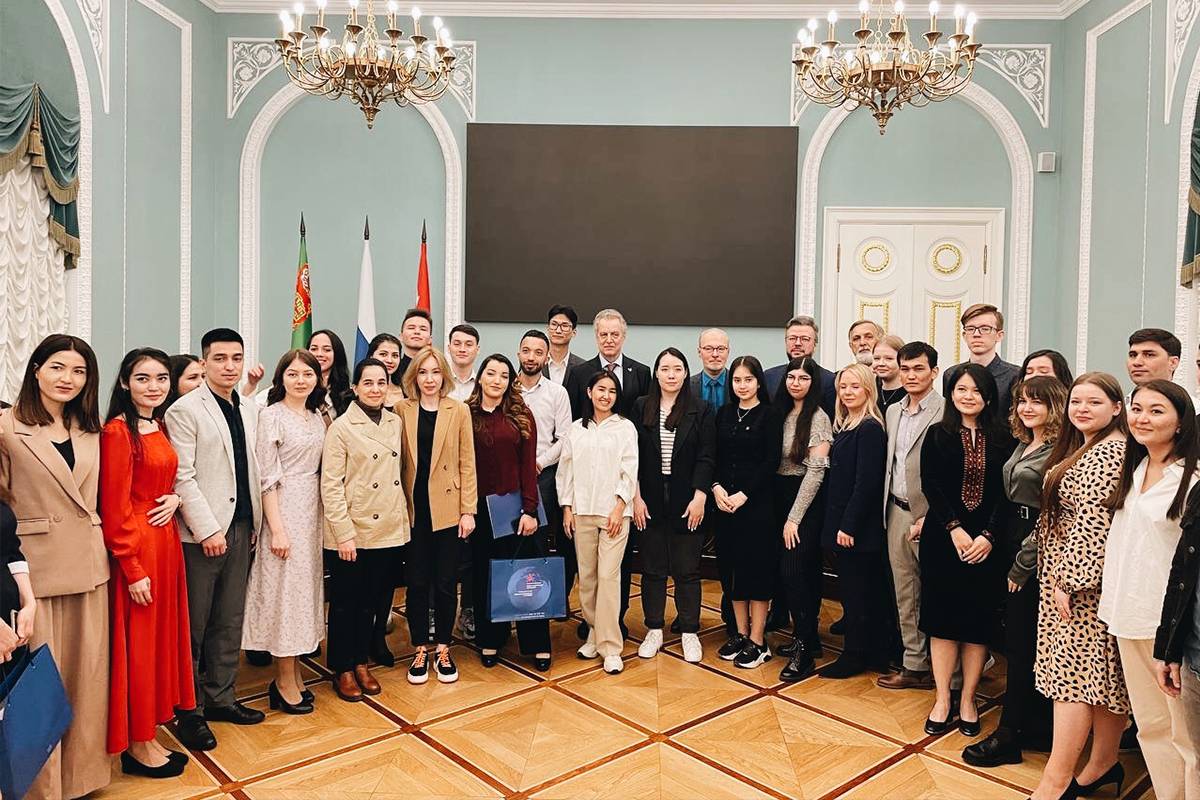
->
xmin=0 ymin=83 xmax=80 ymax=268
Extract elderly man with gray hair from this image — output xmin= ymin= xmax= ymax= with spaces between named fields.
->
xmin=691 ymin=328 xmax=731 ymax=408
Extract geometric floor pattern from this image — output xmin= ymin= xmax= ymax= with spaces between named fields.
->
xmin=96 ymin=580 xmax=1155 ymax=800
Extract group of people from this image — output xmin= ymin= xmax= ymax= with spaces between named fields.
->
xmin=1 ymin=301 xmax=1198 ymax=800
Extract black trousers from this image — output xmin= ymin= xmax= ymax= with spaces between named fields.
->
xmin=640 ymin=481 xmax=704 ymax=633
xmin=406 ymin=524 xmax=460 ymax=646
xmin=774 ymin=475 xmax=824 ymax=647
xmin=619 ymin=527 xmax=640 ymax=625
xmin=328 ymin=546 xmax=402 ymax=674
xmin=999 ymin=571 xmax=1053 ymax=744
xmin=470 ymin=505 xmax=552 ymax=655
xmin=715 ymin=503 xmax=737 ymax=635
xmin=833 ymin=546 xmax=891 ymax=662
xmin=540 ymin=465 xmax=577 ymax=593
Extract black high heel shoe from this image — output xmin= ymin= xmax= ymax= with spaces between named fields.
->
xmin=1026 ymin=779 xmax=1082 ymax=800
xmin=120 ymin=751 xmax=187 ymax=779
xmin=1075 ymin=762 xmax=1123 ymax=796
xmin=268 ymin=680 xmax=315 ymax=715
xmin=924 ymin=707 xmax=957 ymax=735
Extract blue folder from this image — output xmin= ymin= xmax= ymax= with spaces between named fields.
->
xmin=0 ymin=644 xmax=73 ymax=800
xmin=485 ymin=490 xmax=548 ymax=539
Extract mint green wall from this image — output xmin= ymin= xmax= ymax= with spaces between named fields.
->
xmin=9 ymin=0 xmax=1198 ymax=386
xmin=0 ymin=0 xmax=77 ymax=113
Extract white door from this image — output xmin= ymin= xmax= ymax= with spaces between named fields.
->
xmin=820 ymin=208 xmax=1005 ymax=369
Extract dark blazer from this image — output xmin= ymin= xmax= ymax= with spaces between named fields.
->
xmin=543 ymin=352 xmax=585 ymax=382
xmin=1155 ymin=481 xmax=1200 ymax=664
xmin=942 ymin=354 xmax=1021 ymax=422
xmin=565 ymin=355 xmax=653 ymax=421
xmin=631 ymin=396 xmax=716 ymax=524
xmin=765 ymin=362 xmax=837 ymax=420
xmin=822 ymin=417 xmax=887 ymax=551
xmin=0 ymin=502 xmax=23 ymax=623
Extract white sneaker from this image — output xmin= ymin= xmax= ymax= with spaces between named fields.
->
xmin=681 ymin=633 xmax=703 ymax=663
xmin=638 ymin=629 xmax=663 ymax=659
xmin=603 ymin=655 xmax=625 ymax=674
xmin=577 ymin=641 xmax=599 ymax=659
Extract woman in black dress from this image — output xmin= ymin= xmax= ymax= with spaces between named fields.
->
xmin=713 ymin=356 xmax=784 ymax=670
xmin=919 ymin=362 xmax=1008 ymax=738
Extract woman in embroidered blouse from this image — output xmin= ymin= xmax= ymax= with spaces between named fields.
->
xmin=771 ymin=356 xmax=832 ymax=682
xmin=963 ymin=375 xmax=1066 ymax=767
xmin=1099 ymin=380 xmax=1200 ymax=799
xmin=242 ymin=350 xmax=328 ymax=715
xmin=559 ymin=369 xmax=639 ymax=675
xmin=1030 ymin=372 xmax=1129 ymax=800
xmin=918 ymin=363 xmax=1008 ymax=738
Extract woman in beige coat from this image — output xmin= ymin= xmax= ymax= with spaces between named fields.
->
xmin=398 ymin=346 xmax=477 ymax=685
xmin=321 ymin=357 xmax=410 ymax=702
xmin=0 ymin=334 xmax=112 ymax=800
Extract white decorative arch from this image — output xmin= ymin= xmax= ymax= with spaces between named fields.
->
xmin=798 ymin=81 xmax=1033 ymax=362
xmin=1174 ymin=37 xmax=1200 ymax=395
xmin=42 ymin=0 xmax=93 ymax=339
xmin=238 ymin=83 xmax=463 ymax=366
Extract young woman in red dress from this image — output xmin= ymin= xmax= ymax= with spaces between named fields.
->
xmin=102 ymin=348 xmax=195 ymax=778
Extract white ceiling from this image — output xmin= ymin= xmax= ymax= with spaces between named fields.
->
xmin=202 ymin=0 xmax=1090 ymax=20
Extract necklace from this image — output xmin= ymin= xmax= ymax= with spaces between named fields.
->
xmin=736 ymin=405 xmax=756 ymax=423
xmin=880 ymin=386 xmax=904 ymax=406
xmin=136 ymin=412 xmax=156 ymax=422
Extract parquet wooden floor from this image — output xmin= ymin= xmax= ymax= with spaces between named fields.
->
xmin=99 ymin=581 xmax=1155 ymax=800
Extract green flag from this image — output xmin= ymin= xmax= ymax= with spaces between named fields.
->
xmin=291 ymin=214 xmax=313 ymax=349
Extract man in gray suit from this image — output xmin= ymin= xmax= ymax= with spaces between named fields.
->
xmin=544 ymin=304 xmax=585 ymax=384
xmin=168 ymin=328 xmax=264 ymax=751
xmin=691 ymin=328 xmax=730 ymax=408
xmin=877 ymin=341 xmax=943 ymax=691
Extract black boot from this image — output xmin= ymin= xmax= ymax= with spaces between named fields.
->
xmin=779 ymin=642 xmax=816 ymax=682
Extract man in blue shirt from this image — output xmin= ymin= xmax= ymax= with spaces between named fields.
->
xmin=690 ymin=328 xmax=730 ymax=408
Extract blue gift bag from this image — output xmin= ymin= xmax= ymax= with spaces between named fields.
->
xmin=0 ymin=644 xmax=73 ymax=800
xmin=488 ymin=555 xmax=567 ymax=623
xmin=485 ymin=491 xmax=548 ymax=539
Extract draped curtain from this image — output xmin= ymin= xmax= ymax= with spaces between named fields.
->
xmin=0 ymin=84 xmax=75 ymax=402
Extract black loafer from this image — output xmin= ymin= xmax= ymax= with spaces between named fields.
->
xmin=174 ymin=713 xmax=216 ymax=751
xmin=480 ymin=652 xmax=499 ymax=668
xmin=958 ymin=716 xmax=982 ymax=738
xmin=924 ymin=711 xmax=956 ymax=735
xmin=204 ymin=702 xmax=266 ymax=725
xmin=120 ymin=751 xmax=187 ymax=779
xmin=533 ymin=656 xmax=551 ymax=672
xmin=963 ymin=733 xmax=1024 ymax=767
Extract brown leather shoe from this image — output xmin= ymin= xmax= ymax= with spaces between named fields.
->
xmin=354 ymin=664 xmax=382 ymax=695
xmin=334 ymin=671 xmax=364 ymax=702
xmin=876 ymin=668 xmax=934 ymax=690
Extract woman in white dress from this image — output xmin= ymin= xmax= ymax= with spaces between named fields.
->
xmin=242 ymin=349 xmax=328 ymax=714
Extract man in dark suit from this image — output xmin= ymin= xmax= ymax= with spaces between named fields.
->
xmin=543 ymin=304 xmax=586 ymax=385
xmin=763 ymin=315 xmax=837 ymax=418
xmin=563 ymin=309 xmax=652 ymax=641
xmin=563 ymin=309 xmax=652 ymax=420
xmin=691 ymin=328 xmax=730 ymax=408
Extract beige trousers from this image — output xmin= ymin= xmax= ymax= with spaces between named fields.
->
xmin=887 ymin=503 xmax=929 ymax=672
xmin=573 ymin=515 xmax=630 ymax=658
xmin=1117 ymin=637 xmax=1200 ymax=800
xmin=27 ymin=586 xmax=113 ymax=800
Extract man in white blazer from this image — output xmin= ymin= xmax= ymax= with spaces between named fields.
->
xmin=878 ymin=341 xmax=944 ymax=691
xmin=167 ymin=328 xmax=265 ymax=751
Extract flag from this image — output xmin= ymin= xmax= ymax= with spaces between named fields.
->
xmin=415 ymin=220 xmax=431 ymax=312
xmin=355 ymin=216 xmax=377 ymax=364
xmin=290 ymin=214 xmax=313 ymax=350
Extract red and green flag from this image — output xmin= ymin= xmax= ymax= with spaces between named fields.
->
xmin=291 ymin=213 xmax=313 ymax=349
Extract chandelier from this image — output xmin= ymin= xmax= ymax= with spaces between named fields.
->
xmin=792 ymin=0 xmax=981 ymax=134
xmin=275 ymin=1 xmax=456 ymax=128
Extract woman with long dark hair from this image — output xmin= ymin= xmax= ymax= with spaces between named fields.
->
xmin=367 ymin=333 xmax=406 ymax=409
xmin=630 ymin=348 xmax=712 ymax=664
xmin=917 ymin=363 xmax=1008 ymax=738
xmin=770 ymin=356 xmax=832 ymax=681
xmin=166 ymin=354 xmax=203 ymax=409
xmin=1030 ymin=372 xmax=1129 ymax=800
xmin=321 ymin=358 xmax=410 ymax=702
xmin=467 ymin=355 xmax=552 ymax=671
xmin=242 ymin=350 xmax=328 ymax=714
xmin=1021 ymin=349 xmax=1074 ymax=387
xmin=308 ymin=329 xmax=352 ymax=418
xmin=560 ymin=369 xmax=639 ymax=674
xmin=1099 ymin=380 xmax=1200 ymax=798
xmin=101 ymin=347 xmax=193 ymax=776
xmin=713 ymin=355 xmax=784 ymax=669
xmin=964 ymin=375 xmax=1066 ymax=767
xmin=0 ymin=334 xmax=111 ymax=798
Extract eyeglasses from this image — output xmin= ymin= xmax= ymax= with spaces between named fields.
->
xmin=699 ymin=346 xmax=729 ymax=354
xmin=786 ymin=335 xmax=816 ymax=345
xmin=962 ymin=325 xmax=997 ymax=336
xmin=548 ymin=321 xmax=574 ymax=331
xmin=785 ymin=374 xmax=811 ymax=383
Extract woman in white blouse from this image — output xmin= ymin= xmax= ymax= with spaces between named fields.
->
xmin=1100 ymin=379 xmax=1200 ymax=800
xmin=557 ymin=370 xmax=639 ymax=675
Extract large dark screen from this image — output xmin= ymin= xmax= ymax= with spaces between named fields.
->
xmin=465 ymin=124 xmax=798 ymax=327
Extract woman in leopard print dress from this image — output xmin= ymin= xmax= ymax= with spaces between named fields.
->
xmin=1029 ymin=372 xmax=1130 ymax=800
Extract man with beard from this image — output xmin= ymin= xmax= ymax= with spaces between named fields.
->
xmin=763 ymin=316 xmax=836 ymax=418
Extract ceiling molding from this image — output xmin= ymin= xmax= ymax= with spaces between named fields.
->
xmin=199 ymin=0 xmax=1089 ymax=20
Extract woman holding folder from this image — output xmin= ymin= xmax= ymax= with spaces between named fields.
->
xmin=466 ymin=355 xmax=551 ymax=671
xmin=398 ymin=346 xmax=477 ymax=686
